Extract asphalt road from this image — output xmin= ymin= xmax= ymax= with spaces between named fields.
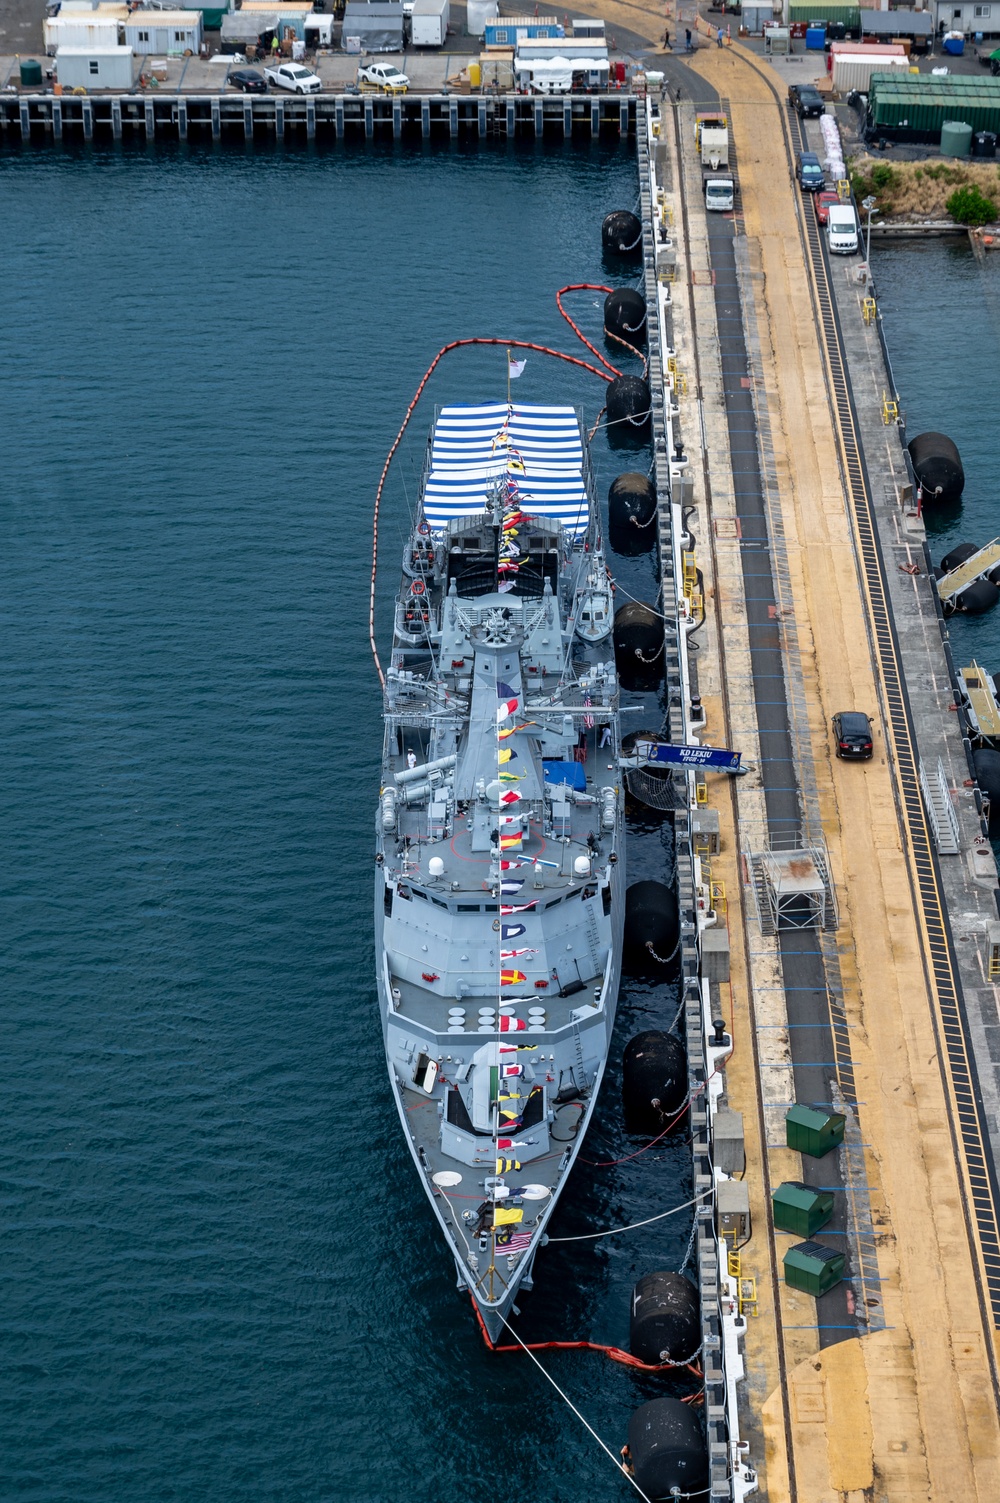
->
xmin=0 ymin=0 xmax=45 ymax=55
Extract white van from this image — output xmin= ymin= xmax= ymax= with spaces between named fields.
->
xmin=827 ymin=203 xmax=859 ymax=255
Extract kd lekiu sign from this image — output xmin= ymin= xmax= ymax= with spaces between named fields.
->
xmin=636 ymin=742 xmax=742 ymax=773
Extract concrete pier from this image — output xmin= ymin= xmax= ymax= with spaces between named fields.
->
xmin=0 ymin=87 xmax=637 ymax=144
xmin=640 ymin=37 xmax=1000 ymax=1503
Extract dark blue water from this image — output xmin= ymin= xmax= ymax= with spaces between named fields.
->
xmin=0 ymin=143 xmax=692 ymax=1502
xmin=876 ymin=239 xmax=1000 ymax=666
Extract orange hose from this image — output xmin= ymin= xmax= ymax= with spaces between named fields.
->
xmin=556 ymin=283 xmax=650 ymax=381
xmin=470 ymin=1297 xmax=702 ymax=1377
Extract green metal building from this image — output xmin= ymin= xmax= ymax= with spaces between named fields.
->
xmin=788 ymin=5 xmax=860 ymax=26
xmin=868 ymin=73 xmax=1000 ymax=140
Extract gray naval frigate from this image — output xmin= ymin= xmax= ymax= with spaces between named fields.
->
xmin=374 ymin=400 xmax=624 ymax=1341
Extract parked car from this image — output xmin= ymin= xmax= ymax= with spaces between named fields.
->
xmin=228 ymin=68 xmax=267 ymax=93
xmin=796 ymin=150 xmax=825 ymax=192
xmin=264 ymin=62 xmax=321 ymax=94
xmin=827 ymin=202 xmax=859 ymax=254
xmin=788 ymin=82 xmax=825 ymax=118
xmin=832 ymin=711 xmax=874 ymax=759
xmin=815 ymin=188 xmax=840 ymax=225
xmin=357 ymin=61 xmax=410 ymax=92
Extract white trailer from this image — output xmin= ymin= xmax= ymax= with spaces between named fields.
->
xmin=55 ymin=43 xmax=134 ymax=87
xmin=410 ymin=0 xmax=448 ymax=47
xmin=44 ymin=15 xmax=119 ymax=55
xmin=831 ymin=50 xmax=910 ymax=93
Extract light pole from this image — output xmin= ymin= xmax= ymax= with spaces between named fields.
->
xmin=863 ymin=194 xmax=878 ymax=270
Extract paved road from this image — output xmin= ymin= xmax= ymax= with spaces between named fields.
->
xmin=0 ymin=0 xmax=45 ymax=55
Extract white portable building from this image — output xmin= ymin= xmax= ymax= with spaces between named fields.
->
xmin=55 ymin=43 xmax=134 ymax=87
xmin=466 ymin=0 xmax=498 ymax=38
xmin=411 ymin=0 xmax=449 ymax=46
xmin=571 ymin=17 xmax=604 ymax=36
xmin=44 ymin=14 xmax=119 ymax=54
xmin=124 ymin=10 xmax=202 ymax=53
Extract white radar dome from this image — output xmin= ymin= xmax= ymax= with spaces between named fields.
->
xmin=574 ymin=856 xmax=591 ymax=876
xmin=428 ymin=857 xmax=445 ymax=878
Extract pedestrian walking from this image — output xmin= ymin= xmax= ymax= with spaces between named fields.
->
xmin=716 ymin=26 xmax=724 ymax=46
xmin=663 ymin=27 xmax=671 ymax=49
xmin=685 ymin=27 xmax=692 ymax=49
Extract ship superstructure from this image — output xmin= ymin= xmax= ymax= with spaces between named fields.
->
xmin=374 ymin=401 xmax=624 ymax=1338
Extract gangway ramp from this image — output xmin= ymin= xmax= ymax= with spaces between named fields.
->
xmin=960 ymin=661 xmax=1000 ymax=743
xmin=937 ymin=538 xmax=1000 ymax=604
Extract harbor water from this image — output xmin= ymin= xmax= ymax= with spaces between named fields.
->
xmin=875 ymin=238 xmax=1000 ymax=668
xmin=0 ymin=142 xmax=695 ymax=1502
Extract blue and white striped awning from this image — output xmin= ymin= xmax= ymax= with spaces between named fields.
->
xmin=423 ymin=403 xmax=589 ymax=537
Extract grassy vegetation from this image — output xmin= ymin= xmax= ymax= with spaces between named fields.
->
xmin=849 ymin=154 xmax=1000 ymax=222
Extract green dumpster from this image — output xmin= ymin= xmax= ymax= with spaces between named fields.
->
xmin=783 ymin=1240 xmax=846 ymax=1297
xmin=785 ymin=1103 xmax=846 ymax=1158
xmin=772 ymin=1181 xmax=834 ymax=1238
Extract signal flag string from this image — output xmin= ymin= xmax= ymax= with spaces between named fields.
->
xmin=368 ymin=337 xmax=612 ymax=689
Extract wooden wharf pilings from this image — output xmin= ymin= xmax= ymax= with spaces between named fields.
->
xmin=0 ymin=91 xmax=637 ymax=144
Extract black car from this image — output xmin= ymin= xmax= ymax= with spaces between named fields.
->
xmin=796 ymin=150 xmax=825 ymax=192
xmin=832 ymin=711 xmax=874 ymax=759
xmin=788 ymin=82 xmax=825 ymax=119
xmin=229 ymin=68 xmax=268 ymax=93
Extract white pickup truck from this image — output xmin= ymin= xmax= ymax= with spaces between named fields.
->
xmin=357 ymin=61 xmax=410 ymax=92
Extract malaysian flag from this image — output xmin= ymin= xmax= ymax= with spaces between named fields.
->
xmin=583 ymin=694 xmax=595 ymax=731
xmin=501 ymin=1230 xmax=533 ymax=1254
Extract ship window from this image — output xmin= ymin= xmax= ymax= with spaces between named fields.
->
xmin=582 ymin=611 xmax=591 ymax=621
xmin=545 ymin=897 xmax=562 ymax=909
xmin=384 ymin=886 xmax=394 ymax=917
xmin=411 ymin=888 xmax=428 ymax=901
xmin=602 ymin=885 xmax=612 ymax=916
xmin=431 ymin=896 xmax=448 ymax=909
xmin=396 ymin=883 xmax=412 ymax=901
xmin=457 ymin=903 xmax=479 ymax=912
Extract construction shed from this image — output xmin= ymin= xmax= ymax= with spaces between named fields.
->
xmin=123 ymin=10 xmax=203 ymax=53
xmin=868 ymin=71 xmax=1000 ymax=139
xmin=341 ymin=1 xmax=405 ymax=51
xmin=219 ymin=9 xmax=278 ymax=52
xmin=859 ymin=7 xmax=933 ymax=44
xmin=239 ymin=2 xmax=312 ymax=40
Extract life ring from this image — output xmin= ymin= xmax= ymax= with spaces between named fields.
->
xmin=411 ymin=579 xmax=426 ymax=597
xmin=417 ymin=521 xmax=431 ymax=536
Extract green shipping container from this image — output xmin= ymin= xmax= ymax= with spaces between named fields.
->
xmin=784 ymin=1240 xmax=846 ymax=1297
xmin=788 ymin=5 xmax=860 ymax=26
xmin=179 ymin=0 xmax=231 ymax=28
xmin=785 ymin=1104 xmax=846 ymax=1158
xmin=772 ymin=1181 xmax=835 ymax=1238
xmin=870 ymin=73 xmax=1000 ymax=138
